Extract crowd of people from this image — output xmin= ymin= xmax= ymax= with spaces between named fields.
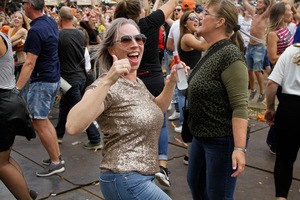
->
xmin=0 ymin=0 xmax=299 ymax=199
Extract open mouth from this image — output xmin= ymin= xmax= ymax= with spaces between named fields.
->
xmin=128 ymin=52 xmax=139 ymax=63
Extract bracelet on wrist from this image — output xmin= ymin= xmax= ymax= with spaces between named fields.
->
xmin=234 ymin=147 xmax=247 ymax=153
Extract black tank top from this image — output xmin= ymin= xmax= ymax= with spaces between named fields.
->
xmin=178 ymin=37 xmax=202 ymax=69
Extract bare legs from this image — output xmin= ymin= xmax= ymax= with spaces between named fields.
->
xmin=255 ymin=71 xmax=264 ymax=94
xmin=248 ymin=70 xmax=264 ymax=94
xmin=0 ymin=147 xmax=32 ymax=200
xmin=158 ymin=160 xmax=167 ymax=168
xmin=32 ymin=119 xmax=60 ymax=163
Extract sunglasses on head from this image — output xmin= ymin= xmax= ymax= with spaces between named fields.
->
xmin=188 ymin=16 xmax=200 ymax=21
xmin=113 ymin=34 xmax=147 ymax=46
xmin=174 ymin=8 xmax=182 ymax=12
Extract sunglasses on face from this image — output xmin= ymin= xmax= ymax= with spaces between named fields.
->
xmin=112 ymin=34 xmax=147 ymax=46
xmin=188 ymin=16 xmax=200 ymax=21
xmin=174 ymin=8 xmax=182 ymax=12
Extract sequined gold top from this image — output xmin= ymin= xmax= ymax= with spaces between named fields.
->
xmin=91 ymin=75 xmax=164 ymax=175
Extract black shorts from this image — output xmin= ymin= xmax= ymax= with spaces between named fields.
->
xmin=0 ymin=88 xmax=35 ymax=152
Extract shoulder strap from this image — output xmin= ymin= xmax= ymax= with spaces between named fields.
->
xmin=188 ymin=40 xmax=232 ymax=84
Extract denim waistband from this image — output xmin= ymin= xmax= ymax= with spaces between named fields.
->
xmin=248 ymin=43 xmax=265 ymax=47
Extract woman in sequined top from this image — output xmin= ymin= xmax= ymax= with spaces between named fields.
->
xmin=66 ymin=18 xmax=188 ymax=200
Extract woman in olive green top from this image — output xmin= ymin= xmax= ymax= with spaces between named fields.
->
xmin=186 ymin=0 xmax=248 ymax=199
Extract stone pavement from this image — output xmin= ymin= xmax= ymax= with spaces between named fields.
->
xmin=1 ymin=87 xmax=300 ymax=200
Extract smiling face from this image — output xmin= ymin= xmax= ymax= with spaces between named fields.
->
xmin=13 ymin=12 xmax=24 ymax=28
xmin=108 ymin=23 xmax=144 ymax=72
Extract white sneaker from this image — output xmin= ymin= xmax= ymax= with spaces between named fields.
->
xmin=167 ymin=104 xmax=172 ymax=111
xmin=168 ymin=111 xmax=180 ymax=120
xmin=155 ymin=166 xmax=171 ymax=187
xmin=174 ymin=126 xmax=182 ymax=133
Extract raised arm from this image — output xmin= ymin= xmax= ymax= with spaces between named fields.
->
xmin=242 ymin=0 xmax=256 ymax=16
xmin=286 ymin=0 xmax=294 ymax=8
xmin=66 ymin=55 xmax=130 ymax=135
xmin=182 ymin=34 xmax=209 ymax=52
xmin=152 ymin=0 xmax=160 ymax=12
xmin=159 ymin=0 xmax=178 ymax=20
xmin=262 ymin=0 xmax=275 ymax=19
xmin=91 ymin=0 xmax=97 ymax=10
xmin=291 ymin=4 xmax=300 ymax=21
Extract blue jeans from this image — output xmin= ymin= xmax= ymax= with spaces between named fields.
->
xmin=177 ymin=87 xmax=185 ymax=125
xmin=245 ymin=43 xmax=265 ymax=72
xmin=158 ymin=113 xmax=168 ymax=161
xmin=99 ymin=171 xmax=171 ymax=200
xmin=187 ymin=136 xmax=239 ymax=200
xmin=27 ymin=81 xmax=60 ymax=119
xmin=164 ymin=50 xmax=173 ymax=75
xmin=56 ymin=80 xmax=100 ymax=143
xmin=172 ymin=87 xmax=179 ymax=112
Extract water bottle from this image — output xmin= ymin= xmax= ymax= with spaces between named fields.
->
xmin=173 ymin=51 xmax=188 ymax=90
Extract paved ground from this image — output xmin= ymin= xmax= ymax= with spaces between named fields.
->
xmin=1 ymin=78 xmax=300 ymax=200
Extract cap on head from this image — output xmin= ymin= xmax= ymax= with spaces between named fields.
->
xmin=182 ymin=0 xmax=196 ymax=10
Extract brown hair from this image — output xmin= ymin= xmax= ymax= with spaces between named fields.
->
xmin=207 ymin=0 xmax=245 ymax=53
xmin=178 ymin=10 xmax=197 ymax=50
xmin=268 ymin=2 xmax=287 ymax=31
xmin=15 ymin=11 xmax=30 ymax=31
xmin=114 ymin=0 xmax=140 ymax=24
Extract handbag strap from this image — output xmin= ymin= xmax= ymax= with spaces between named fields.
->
xmin=187 ymin=39 xmax=232 ymax=84
xmin=184 ymin=39 xmax=232 ymax=107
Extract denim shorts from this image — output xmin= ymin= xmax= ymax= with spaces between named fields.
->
xmin=245 ymin=43 xmax=265 ymax=72
xmin=99 ymin=171 xmax=171 ymax=200
xmin=27 ymin=81 xmax=60 ymax=119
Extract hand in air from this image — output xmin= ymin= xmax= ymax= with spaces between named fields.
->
xmin=105 ymin=55 xmax=131 ymax=86
xmin=168 ymin=61 xmax=190 ymax=83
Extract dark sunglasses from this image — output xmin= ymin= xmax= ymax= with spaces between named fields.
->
xmin=22 ymin=1 xmax=30 ymax=4
xmin=188 ymin=16 xmax=200 ymax=21
xmin=112 ymin=34 xmax=147 ymax=46
xmin=174 ymin=8 xmax=182 ymax=12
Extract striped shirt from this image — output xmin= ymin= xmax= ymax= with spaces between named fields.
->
xmin=276 ymin=26 xmax=294 ymax=55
